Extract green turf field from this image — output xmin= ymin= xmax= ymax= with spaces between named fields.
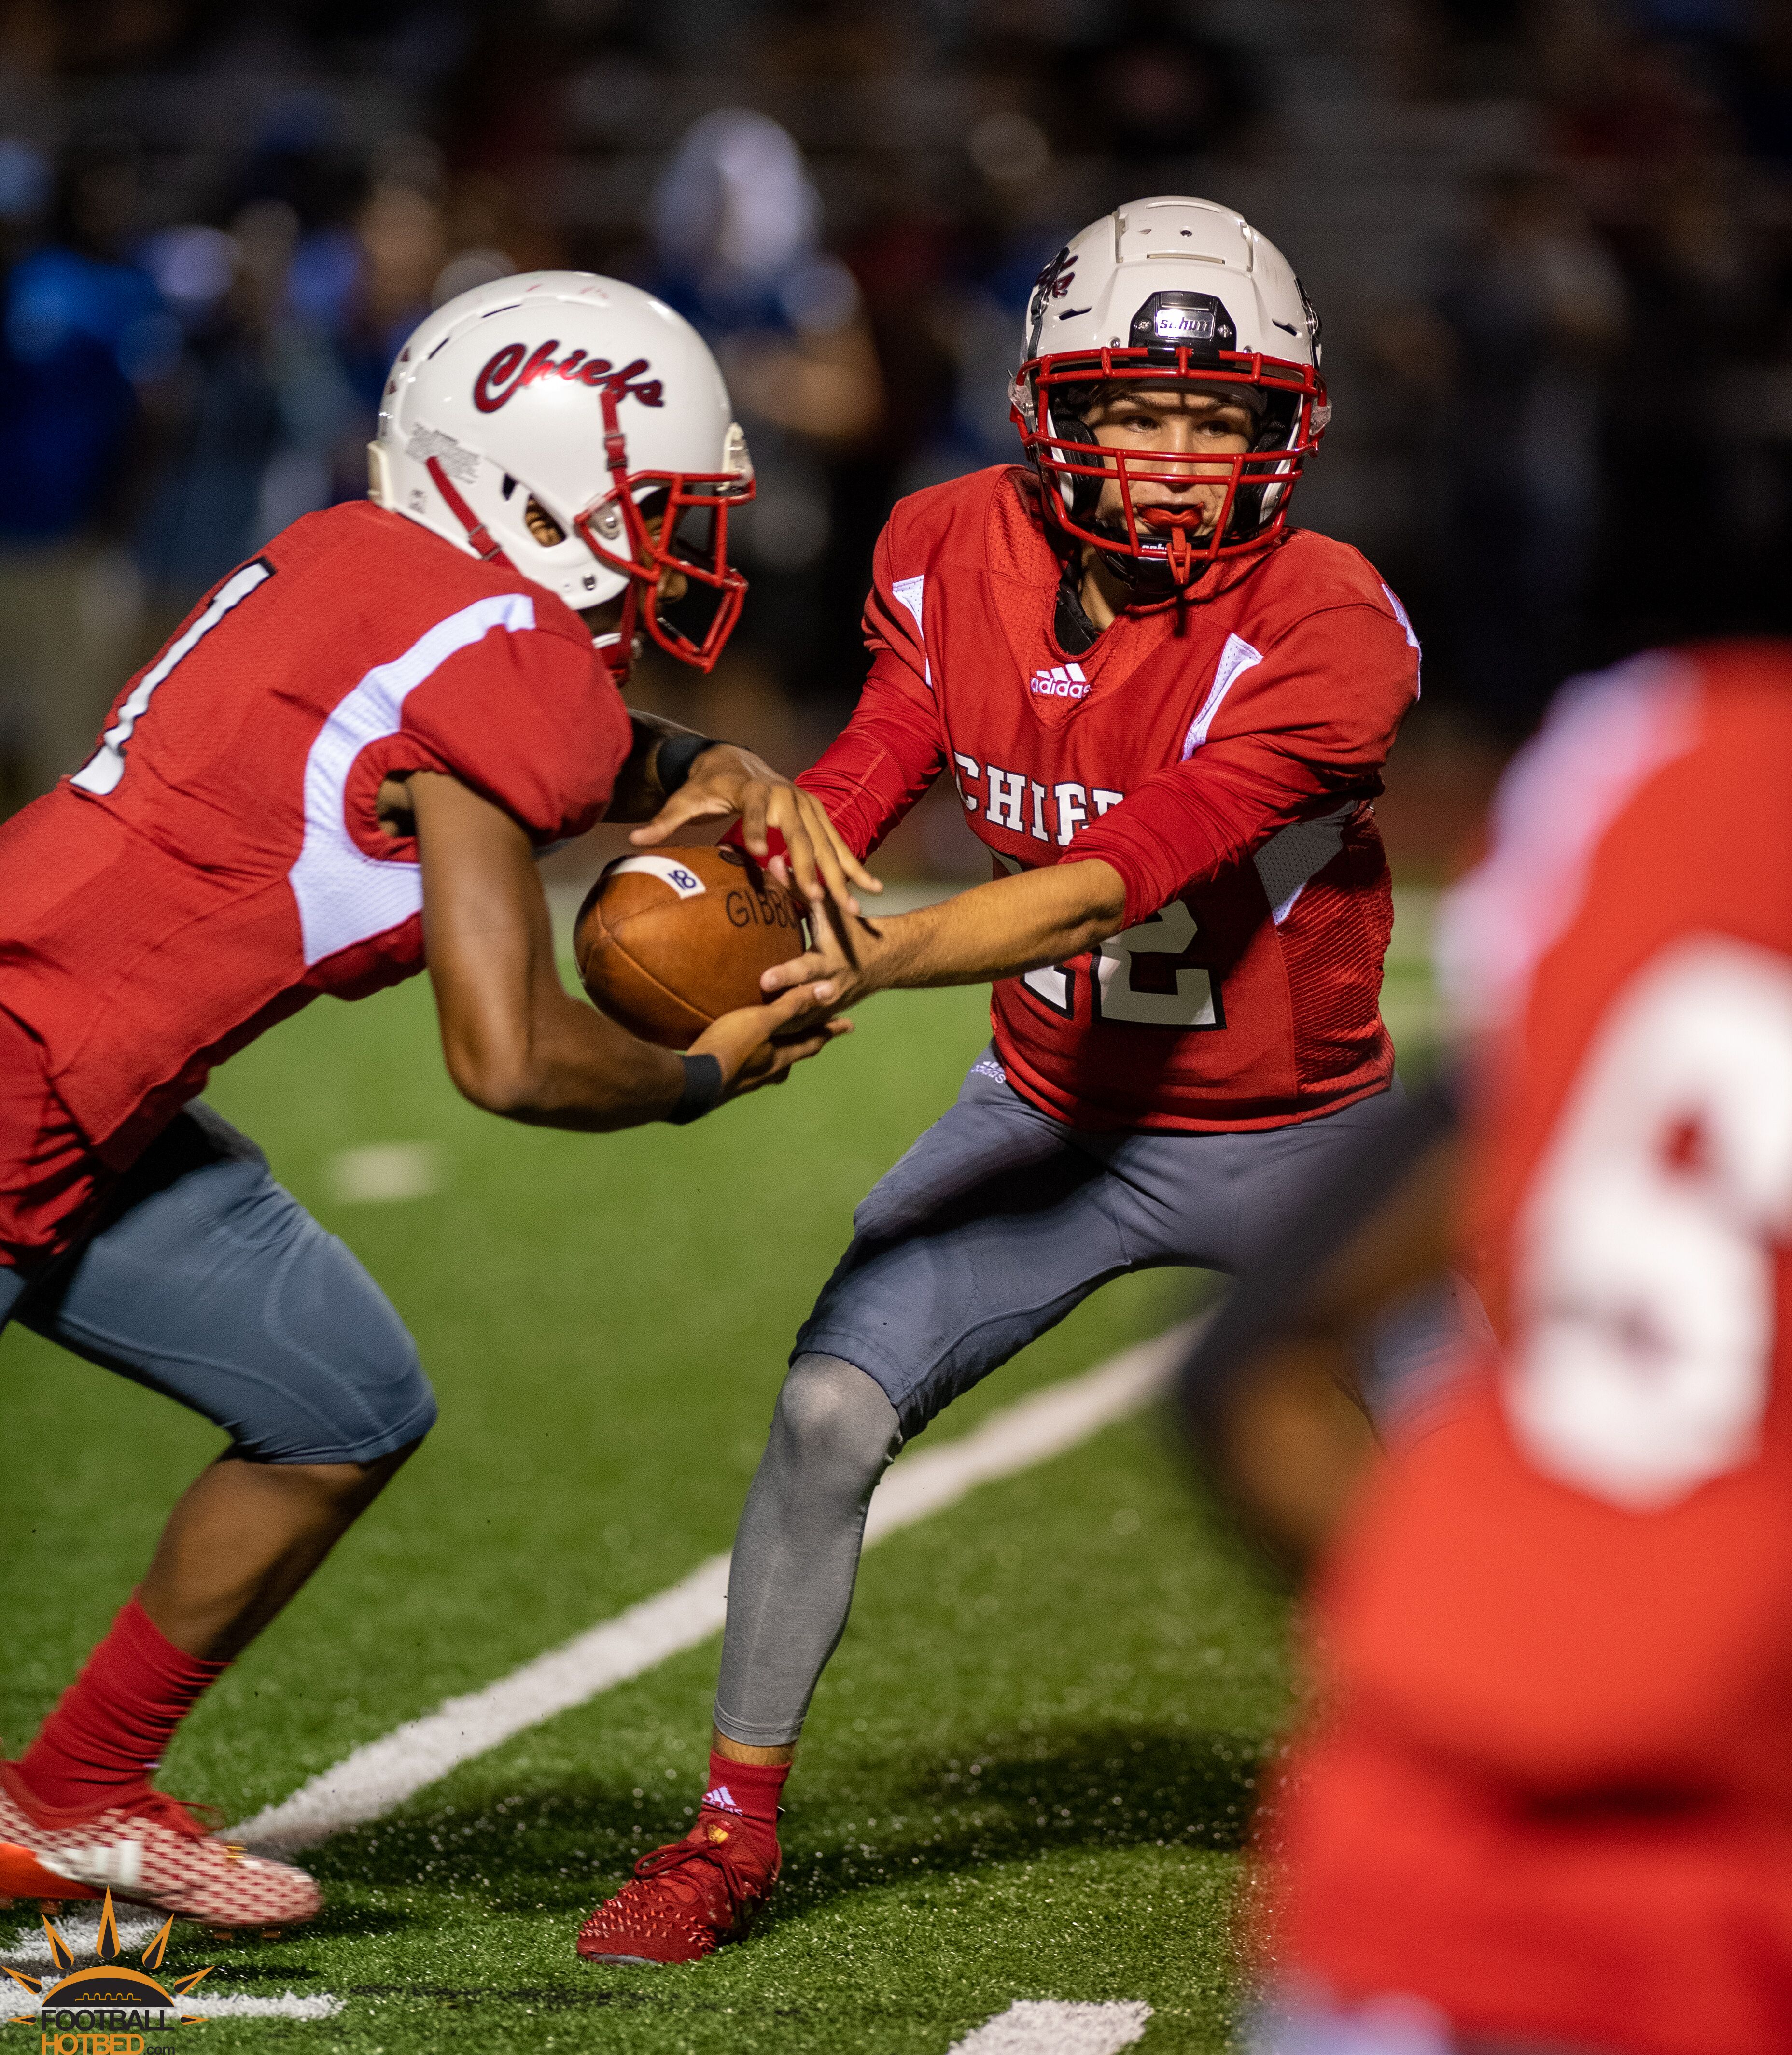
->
xmin=1 ymin=896 xmax=1439 ymax=2053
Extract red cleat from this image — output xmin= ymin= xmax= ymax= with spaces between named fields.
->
xmin=577 ymin=1808 xmax=779 ymax=1966
xmin=0 ymin=1761 xmax=320 ymax=1929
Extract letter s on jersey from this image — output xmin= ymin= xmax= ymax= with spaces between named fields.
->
xmin=1508 ymin=936 xmax=1792 ymax=1509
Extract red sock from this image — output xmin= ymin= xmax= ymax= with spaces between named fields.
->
xmin=701 ymin=1751 xmax=788 ymax=1845
xmin=15 ymin=1597 xmax=227 ymax=1815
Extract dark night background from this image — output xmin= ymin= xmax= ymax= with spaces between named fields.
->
xmin=3 ymin=0 xmax=1787 ymax=868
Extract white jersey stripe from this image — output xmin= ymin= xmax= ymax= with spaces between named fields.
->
xmin=288 ymin=593 xmax=534 ymax=967
xmin=890 ymin=573 xmax=931 ymax=688
xmin=1180 ymin=632 xmax=1262 ymax=759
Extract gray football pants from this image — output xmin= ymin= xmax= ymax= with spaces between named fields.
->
xmin=714 ymin=1053 xmax=1469 ymax=1748
xmin=0 ymin=1102 xmax=434 ymax=1463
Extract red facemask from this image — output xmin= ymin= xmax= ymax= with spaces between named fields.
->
xmin=574 ymin=390 xmax=754 ymax=674
xmin=1013 ymin=345 xmax=1327 ymax=585
xmin=426 ymin=389 xmax=753 ymax=677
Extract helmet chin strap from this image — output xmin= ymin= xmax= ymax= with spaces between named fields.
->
xmin=584 ymin=579 xmax=642 ymax=681
xmin=426 ymin=456 xmax=519 ymax=571
xmin=427 ymin=451 xmax=643 ymax=675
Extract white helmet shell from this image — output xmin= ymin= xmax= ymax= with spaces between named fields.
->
xmin=1018 ymin=195 xmax=1321 ymax=383
xmin=370 ymin=270 xmax=750 ymax=623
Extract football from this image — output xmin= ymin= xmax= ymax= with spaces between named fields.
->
xmin=572 ymin=845 xmax=810 ymax=1048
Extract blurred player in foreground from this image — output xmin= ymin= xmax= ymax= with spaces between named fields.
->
xmin=0 ymin=273 xmax=862 ymax=1931
xmin=1250 ymin=650 xmax=1792 ymax=2055
xmin=581 ymin=195 xmax=1463 ymax=1965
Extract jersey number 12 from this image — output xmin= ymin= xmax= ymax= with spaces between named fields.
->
xmin=994 ymin=855 xmax=1221 ymax=1029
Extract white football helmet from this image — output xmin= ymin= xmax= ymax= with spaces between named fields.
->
xmin=1010 ymin=196 xmax=1329 ymax=586
xmin=369 ymin=270 xmax=755 ymax=670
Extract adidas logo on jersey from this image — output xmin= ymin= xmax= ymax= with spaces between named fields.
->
xmin=1029 ymin=663 xmax=1089 ymax=700
xmin=701 ymin=1783 xmax=743 ymax=1815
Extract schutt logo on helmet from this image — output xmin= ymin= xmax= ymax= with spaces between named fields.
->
xmin=474 ymin=341 xmax=665 ymax=414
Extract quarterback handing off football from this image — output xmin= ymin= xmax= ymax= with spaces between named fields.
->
xmin=574 ymin=846 xmax=809 ymax=1048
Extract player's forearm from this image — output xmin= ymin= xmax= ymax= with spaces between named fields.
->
xmin=466 ymin=993 xmax=689 ymax=1131
xmin=791 ymin=651 xmax=950 ymax=863
xmin=415 ymin=769 xmax=689 ymax=1127
xmin=795 ymin=735 xmax=940 ymax=867
xmin=862 ymin=860 xmax=1126 ymax=991
xmin=428 ymin=925 xmax=689 ymax=1128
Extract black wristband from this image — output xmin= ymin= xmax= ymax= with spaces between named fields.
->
xmin=656 ymin=732 xmax=725 ymax=797
xmin=668 ymin=1052 xmax=725 ymax=1124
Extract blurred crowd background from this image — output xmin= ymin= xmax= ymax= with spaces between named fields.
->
xmin=2 ymin=0 xmax=1789 ymax=870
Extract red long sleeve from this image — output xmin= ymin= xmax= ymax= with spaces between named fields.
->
xmin=794 ymin=535 xmax=951 ymax=859
xmin=1069 ymin=601 xmax=1414 ymax=927
xmin=788 ymin=465 xmax=1420 ymax=1129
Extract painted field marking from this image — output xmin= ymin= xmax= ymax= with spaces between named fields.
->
xmin=326 ymin=1141 xmax=442 ymax=1205
xmin=1 ymin=1909 xmax=166 ymax=1966
xmin=233 ymin=1319 xmax=1200 ymax=1857
xmin=949 ymin=1999 xmax=1153 ymax=2054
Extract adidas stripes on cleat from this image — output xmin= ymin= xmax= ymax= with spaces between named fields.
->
xmin=576 ymin=1808 xmax=780 ymax=1966
xmin=0 ymin=1761 xmax=320 ymax=1929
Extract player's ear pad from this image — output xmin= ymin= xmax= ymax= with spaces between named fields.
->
xmin=1238 ymin=402 xmax=1300 ymax=532
xmin=1039 ymin=395 xmax=1101 ymax=524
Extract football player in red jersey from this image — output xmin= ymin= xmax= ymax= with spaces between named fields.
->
xmin=1249 ymin=650 xmax=1792 ymax=2055
xmin=579 ymin=197 xmax=1462 ymax=1966
xmin=0 ymin=272 xmax=866 ymax=1930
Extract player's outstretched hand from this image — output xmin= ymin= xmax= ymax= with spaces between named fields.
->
xmin=692 ymin=984 xmax=853 ymax=1100
xmin=759 ymin=897 xmax=883 ymax=1016
xmin=630 ymin=745 xmax=881 ymax=917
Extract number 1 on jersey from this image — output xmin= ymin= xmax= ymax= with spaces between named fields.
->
xmin=72 ymin=559 xmax=274 ymax=798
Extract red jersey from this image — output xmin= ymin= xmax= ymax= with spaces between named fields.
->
xmin=1270 ymin=649 xmax=1792 ymax=2055
xmin=798 ymin=466 xmax=1421 ymax=1132
xmin=0 ymin=501 xmax=630 ymax=1188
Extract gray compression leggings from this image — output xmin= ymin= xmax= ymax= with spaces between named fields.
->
xmin=710 ymin=1307 xmax=1486 ymax=1749
xmin=713 ymin=1354 xmax=902 ymax=1748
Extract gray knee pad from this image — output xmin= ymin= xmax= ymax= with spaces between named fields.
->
xmin=766 ymin=1351 xmax=904 ymax=1482
xmin=714 ymin=1353 xmax=901 ymax=1748
xmin=17 ymin=1106 xmax=437 ymax=1465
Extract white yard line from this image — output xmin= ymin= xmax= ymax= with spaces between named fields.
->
xmin=326 ymin=1141 xmax=442 ymax=1205
xmin=233 ymin=1320 xmax=1199 ymax=1857
xmin=1 ymin=1910 xmax=167 ymax=1967
xmin=949 ymin=1999 xmax=1154 ymax=2054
